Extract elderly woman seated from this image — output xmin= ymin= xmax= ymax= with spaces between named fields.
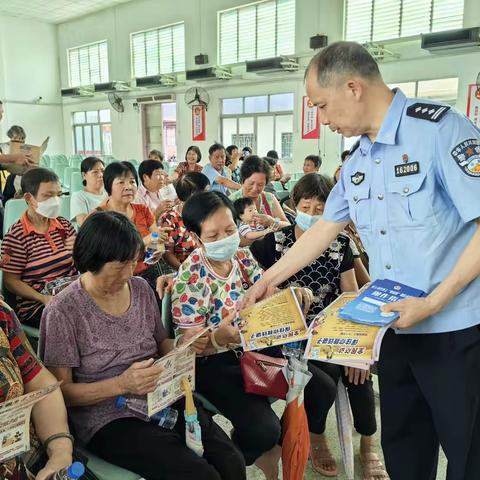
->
xmin=95 ymin=162 xmax=170 ymax=290
xmin=0 ymin=301 xmax=73 ymax=479
xmin=1 ymin=168 xmax=77 ymax=327
xmin=39 ymin=211 xmax=246 ymax=480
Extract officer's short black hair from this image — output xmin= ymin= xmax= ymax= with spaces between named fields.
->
xmin=291 ymin=173 xmax=333 ymax=207
xmin=240 ymin=155 xmax=272 ymax=183
xmin=21 ymin=167 xmax=59 ymax=197
xmin=233 ymin=197 xmax=255 ymax=217
xmin=74 ymin=211 xmax=144 ymax=273
xmin=138 ymin=159 xmax=164 ymax=186
xmin=304 ymin=155 xmax=322 ymax=169
xmin=182 ymin=191 xmax=237 ymax=237
xmin=103 ymin=162 xmax=134 ymax=195
xmin=306 ymin=41 xmax=381 ymax=87
xmin=175 ymin=172 xmax=210 ymax=202
xmin=81 ymin=157 xmax=104 ymax=186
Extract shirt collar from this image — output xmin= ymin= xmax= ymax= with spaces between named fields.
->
xmin=359 ymin=88 xmax=407 ymax=154
xmin=21 ymin=211 xmax=65 ymax=236
xmin=138 ymin=184 xmax=159 ymax=199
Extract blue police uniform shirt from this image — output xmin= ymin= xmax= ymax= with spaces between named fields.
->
xmin=324 ymin=89 xmax=480 ymax=334
xmin=202 ymin=163 xmax=230 ymax=194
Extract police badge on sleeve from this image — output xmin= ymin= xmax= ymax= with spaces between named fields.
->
xmin=451 ymin=139 xmax=480 ymax=177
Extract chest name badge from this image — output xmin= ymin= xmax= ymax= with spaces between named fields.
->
xmin=351 ymin=171 xmax=365 ymax=185
xmin=451 ymin=139 xmax=480 ymax=177
xmin=394 ymin=161 xmax=420 ymax=177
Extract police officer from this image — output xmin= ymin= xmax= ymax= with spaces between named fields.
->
xmin=244 ymin=41 xmax=480 ymax=480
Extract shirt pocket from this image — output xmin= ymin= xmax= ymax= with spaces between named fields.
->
xmin=386 ymin=172 xmax=437 ymax=229
xmin=345 ymin=184 xmax=372 ymax=232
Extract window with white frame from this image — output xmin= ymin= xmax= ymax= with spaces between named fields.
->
xmin=72 ymin=110 xmax=112 ymax=156
xmin=219 ymin=0 xmax=295 ymax=65
xmin=131 ymin=23 xmax=185 ymax=77
xmin=221 ymin=93 xmax=294 ymax=160
xmin=345 ymin=0 xmax=464 ymax=43
xmin=68 ymin=41 xmax=109 ymax=87
xmin=342 ymin=77 xmax=459 ymax=151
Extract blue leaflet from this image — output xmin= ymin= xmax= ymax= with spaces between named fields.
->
xmin=338 ymin=279 xmax=426 ymax=326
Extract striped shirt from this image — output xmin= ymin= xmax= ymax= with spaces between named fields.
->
xmin=0 ymin=213 xmax=76 ymax=324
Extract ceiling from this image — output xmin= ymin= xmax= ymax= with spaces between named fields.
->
xmin=0 ymin=0 xmax=135 ymax=24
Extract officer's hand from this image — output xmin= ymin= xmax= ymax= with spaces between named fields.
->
xmin=382 ymin=296 xmax=439 ymax=330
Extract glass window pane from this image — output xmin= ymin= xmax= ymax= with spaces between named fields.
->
xmin=222 ymin=118 xmax=237 ymax=146
xmin=86 ymin=111 xmax=98 ymax=123
xmin=92 ymin=125 xmax=102 ymax=154
xmin=84 ymin=126 xmax=93 ymax=154
xmin=257 ymin=116 xmax=274 ymax=157
xmin=239 ymin=117 xmax=254 ymax=134
xmin=74 ymin=126 xmax=84 ymax=153
xmin=269 ymin=93 xmax=294 ymax=112
xmin=417 ymin=77 xmax=458 ymax=105
xmin=162 ymin=103 xmax=177 ymax=120
xmin=274 ymin=114 xmax=293 ymax=159
xmin=244 ymin=96 xmax=268 ymax=114
xmin=73 ymin=111 xmax=86 ymax=124
xmin=102 ymin=124 xmax=112 ymax=155
xmin=387 ymin=82 xmax=416 ymax=97
xmin=223 ymin=98 xmax=243 ymax=114
xmin=99 ymin=109 xmax=111 ymax=122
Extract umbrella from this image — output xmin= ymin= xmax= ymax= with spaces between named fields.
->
xmin=281 ymin=355 xmax=312 ymax=480
xmin=181 ymin=376 xmax=204 ymax=457
xmin=335 ymin=381 xmax=355 ymax=480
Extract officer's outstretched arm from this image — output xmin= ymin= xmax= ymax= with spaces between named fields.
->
xmin=242 ymin=218 xmax=348 ymax=306
xmin=430 ymin=218 xmax=480 ymax=313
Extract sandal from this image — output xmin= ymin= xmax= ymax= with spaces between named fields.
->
xmin=360 ymin=451 xmax=389 ymax=480
xmin=310 ymin=443 xmax=338 ymax=477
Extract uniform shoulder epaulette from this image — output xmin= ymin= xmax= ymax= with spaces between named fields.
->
xmin=406 ymin=103 xmax=450 ymax=123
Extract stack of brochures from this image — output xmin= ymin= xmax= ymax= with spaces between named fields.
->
xmin=304 ymin=293 xmax=387 ymax=369
xmin=338 ymin=279 xmax=426 ymax=327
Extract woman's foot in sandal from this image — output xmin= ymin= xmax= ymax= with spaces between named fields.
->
xmin=309 ymin=432 xmax=338 ymax=477
xmin=360 ymin=435 xmax=389 ymax=480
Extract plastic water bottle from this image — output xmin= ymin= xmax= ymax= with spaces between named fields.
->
xmin=115 ymin=396 xmax=178 ymax=429
xmin=144 ymin=232 xmax=159 ymax=264
xmin=46 ymin=462 xmax=85 ymax=479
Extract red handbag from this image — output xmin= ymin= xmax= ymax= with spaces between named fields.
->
xmin=240 ymin=351 xmax=288 ymax=400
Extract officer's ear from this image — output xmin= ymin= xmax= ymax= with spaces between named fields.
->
xmin=346 ymin=79 xmax=364 ymax=101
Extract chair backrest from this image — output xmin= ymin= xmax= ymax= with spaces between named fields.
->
xmin=60 ymin=195 xmax=70 ymax=220
xmin=53 ymin=164 xmax=67 ymax=185
xmin=63 ymin=166 xmax=74 ymax=188
xmin=70 ymin=172 xmax=84 ymax=193
xmin=161 ymin=292 xmax=175 ymax=339
xmin=3 ymin=199 xmax=26 ymax=235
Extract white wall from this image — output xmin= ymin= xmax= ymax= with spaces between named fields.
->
xmin=0 ymin=15 xmax=64 ymax=154
xmin=56 ymin=0 xmax=480 ymax=175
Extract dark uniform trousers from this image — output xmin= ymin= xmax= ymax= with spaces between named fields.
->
xmin=378 ymin=326 xmax=480 ymax=480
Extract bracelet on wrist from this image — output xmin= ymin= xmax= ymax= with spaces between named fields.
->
xmin=173 ymin=334 xmax=184 ymax=348
xmin=43 ymin=432 xmax=74 ymax=453
xmin=210 ymin=330 xmax=223 ymax=350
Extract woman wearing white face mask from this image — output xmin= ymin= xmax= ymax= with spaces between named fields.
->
xmin=251 ymin=173 xmax=388 ymax=480
xmin=170 ymin=191 xmax=331 ymax=480
xmin=0 ymin=168 xmax=76 ymax=327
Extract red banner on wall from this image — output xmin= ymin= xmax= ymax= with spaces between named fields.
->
xmin=301 ymin=96 xmax=320 ymax=139
xmin=192 ymin=105 xmax=206 ymax=141
xmin=466 ymin=83 xmax=480 ymax=127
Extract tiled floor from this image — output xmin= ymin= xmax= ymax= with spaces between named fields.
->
xmin=214 ymin=377 xmax=448 ymax=479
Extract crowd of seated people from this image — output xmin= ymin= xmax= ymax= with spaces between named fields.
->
xmin=0 ymin=140 xmax=386 ymax=480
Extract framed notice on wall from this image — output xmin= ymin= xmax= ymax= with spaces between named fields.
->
xmin=301 ymin=96 xmax=320 ymax=139
xmin=192 ymin=105 xmax=206 ymax=141
xmin=466 ymin=84 xmax=480 ymax=127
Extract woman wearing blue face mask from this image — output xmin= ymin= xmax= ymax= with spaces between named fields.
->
xmin=171 ymin=191 xmax=327 ymax=480
xmin=251 ymin=173 xmax=388 ymax=480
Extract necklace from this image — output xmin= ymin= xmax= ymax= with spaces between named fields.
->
xmin=202 ymin=251 xmax=233 ymax=279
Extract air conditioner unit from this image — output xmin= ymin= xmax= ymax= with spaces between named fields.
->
xmin=61 ymin=86 xmax=94 ymax=97
xmin=94 ymin=81 xmax=131 ymax=92
xmin=421 ymin=27 xmax=480 ymax=52
xmin=245 ymin=56 xmax=299 ymax=74
xmin=135 ymin=75 xmax=177 ymax=88
xmin=135 ymin=94 xmax=176 ymax=104
xmin=185 ymin=65 xmax=232 ymax=81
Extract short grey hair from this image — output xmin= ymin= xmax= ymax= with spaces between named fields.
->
xmin=305 ymin=41 xmax=381 ymax=87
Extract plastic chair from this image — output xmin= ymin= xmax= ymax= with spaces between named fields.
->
xmin=77 ymin=447 xmax=142 ymax=480
xmin=53 ymin=164 xmax=67 ymax=185
xmin=40 ymin=155 xmax=51 ymax=168
xmin=3 ymin=199 xmax=26 ymax=235
xmin=70 ymin=172 xmax=84 ymax=193
xmin=271 ymin=181 xmax=284 ymax=192
xmin=63 ymin=167 xmax=74 ymax=189
xmin=60 ymin=195 xmax=70 ymax=220
xmin=286 ymin=180 xmax=297 ymax=191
